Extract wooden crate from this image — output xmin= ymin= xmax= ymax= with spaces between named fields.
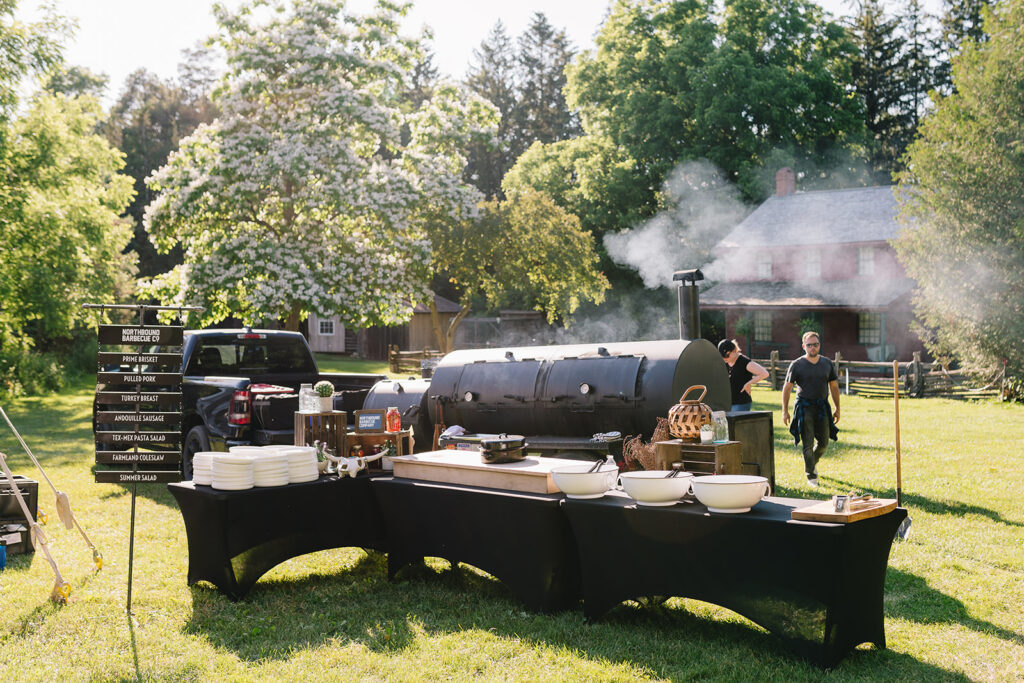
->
xmin=653 ymin=440 xmax=742 ymax=475
xmin=346 ymin=428 xmax=413 ymax=470
xmin=294 ymin=411 xmax=347 ymax=457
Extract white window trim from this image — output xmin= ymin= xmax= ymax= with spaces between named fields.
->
xmin=858 ymin=312 xmax=882 ymax=345
xmin=858 ymin=246 xmax=875 ymax=276
xmin=757 ymin=252 xmax=772 ymax=279
xmin=318 ymin=319 xmax=335 ymax=336
xmin=804 ymin=250 xmax=821 ymax=279
xmin=753 ymin=311 xmax=772 ymax=342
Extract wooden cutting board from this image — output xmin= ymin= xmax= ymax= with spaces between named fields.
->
xmin=391 ymin=450 xmax=587 ymax=494
xmin=790 ymin=498 xmax=897 ymax=523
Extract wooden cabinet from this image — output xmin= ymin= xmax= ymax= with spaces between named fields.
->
xmin=726 ymin=410 xmax=775 ymax=491
xmin=653 ymin=440 xmax=742 ymax=475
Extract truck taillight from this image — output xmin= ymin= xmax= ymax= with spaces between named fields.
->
xmin=229 ymin=389 xmax=251 ymax=425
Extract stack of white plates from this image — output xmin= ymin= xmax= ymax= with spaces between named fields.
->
xmin=192 ymin=451 xmax=216 ymax=486
xmin=253 ymin=451 xmax=290 ymax=487
xmin=229 ymin=446 xmax=265 ymax=455
xmin=211 ymin=453 xmax=256 ymax=490
xmin=284 ymin=446 xmax=319 ymax=483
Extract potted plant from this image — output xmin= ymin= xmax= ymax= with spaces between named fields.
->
xmin=313 ymin=380 xmax=334 ymax=412
xmin=313 ymin=440 xmax=332 ymax=474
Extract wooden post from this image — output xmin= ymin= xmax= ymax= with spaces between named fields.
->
xmin=911 ymin=351 xmax=923 ymax=398
xmin=769 ymin=349 xmax=779 ymax=389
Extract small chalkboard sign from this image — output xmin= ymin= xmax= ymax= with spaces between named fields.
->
xmin=354 ymin=409 xmax=386 ymax=433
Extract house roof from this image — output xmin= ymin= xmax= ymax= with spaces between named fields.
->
xmin=701 ymin=279 xmax=914 ymax=309
xmin=412 ymin=293 xmax=462 ymax=314
xmin=718 ymin=186 xmax=900 ymax=248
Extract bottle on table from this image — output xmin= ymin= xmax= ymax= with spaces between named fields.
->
xmin=298 ymin=383 xmax=315 ymax=413
xmin=385 ymin=406 xmax=401 ymax=432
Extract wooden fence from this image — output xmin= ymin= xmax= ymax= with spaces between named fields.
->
xmin=388 ymin=345 xmax=445 ymax=376
xmin=756 ymin=350 xmax=1005 ymax=400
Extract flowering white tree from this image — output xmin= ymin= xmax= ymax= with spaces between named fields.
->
xmin=142 ymin=0 xmax=497 ymax=330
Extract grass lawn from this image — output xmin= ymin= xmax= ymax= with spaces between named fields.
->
xmin=1 ymin=381 xmax=1021 ymax=680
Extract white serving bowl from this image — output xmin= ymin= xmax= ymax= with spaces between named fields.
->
xmin=691 ymin=474 xmax=771 ymax=513
xmin=618 ymin=470 xmax=694 ymax=506
xmin=551 ymin=464 xmax=619 ymax=499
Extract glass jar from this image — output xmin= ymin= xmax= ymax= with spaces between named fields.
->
xmin=385 ymin=406 xmax=401 ymax=432
xmin=298 ymin=383 xmax=315 ymax=413
xmin=712 ymin=411 xmax=729 ymax=443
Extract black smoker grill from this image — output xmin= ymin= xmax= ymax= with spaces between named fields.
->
xmin=365 ymin=339 xmax=729 ymax=458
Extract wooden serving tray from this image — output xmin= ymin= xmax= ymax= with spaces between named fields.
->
xmin=790 ymin=498 xmax=897 ymax=523
xmin=390 ymin=450 xmax=586 ymax=494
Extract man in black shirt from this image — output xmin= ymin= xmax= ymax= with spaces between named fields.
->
xmin=782 ymin=331 xmax=840 ymax=487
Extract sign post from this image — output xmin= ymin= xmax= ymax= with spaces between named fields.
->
xmin=84 ymin=303 xmax=202 ymax=614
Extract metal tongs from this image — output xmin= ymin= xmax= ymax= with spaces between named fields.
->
xmin=665 ymin=463 xmax=685 ymax=478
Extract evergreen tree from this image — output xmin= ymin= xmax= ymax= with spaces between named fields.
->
xmin=846 ymin=0 xmax=908 ymax=180
xmin=934 ymin=0 xmax=993 ymax=92
xmin=105 ymin=68 xmax=216 ymax=278
xmin=464 ymin=14 xmax=580 ymax=199
xmin=464 ymin=21 xmax=517 ymax=198
xmin=512 ymin=13 xmax=580 ymax=152
xmin=898 ymin=0 xmax=940 ymax=133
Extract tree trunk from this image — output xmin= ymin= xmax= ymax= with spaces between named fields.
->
xmin=284 ymin=303 xmax=301 ymax=332
xmin=429 ymin=300 xmax=471 ymax=354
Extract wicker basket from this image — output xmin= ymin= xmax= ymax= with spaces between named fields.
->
xmin=667 ymin=385 xmax=713 ymax=441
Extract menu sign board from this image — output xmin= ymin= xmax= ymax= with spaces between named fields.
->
xmin=97 ymin=352 xmax=182 ymax=369
xmin=96 ymin=451 xmax=181 ymax=465
xmin=95 ymin=391 xmax=182 ymax=406
xmin=97 ymin=325 xmax=183 ymax=346
xmin=94 ymin=324 xmax=184 ymax=484
xmin=95 ymin=412 xmax=181 ymax=427
xmin=97 ymin=372 xmax=182 ymax=386
xmin=95 ymin=471 xmax=182 ymax=484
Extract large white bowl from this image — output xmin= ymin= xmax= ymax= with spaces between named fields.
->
xmin=618 ymin=470 xmax=694 ymax=506
xmin=691 ymin=474 xmax=771 ymax=513
xmin=551 ymin=464 xmax=619 ymax=499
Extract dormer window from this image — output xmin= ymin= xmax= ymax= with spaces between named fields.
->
xmin=757 ymin=252 xmax=772 ymax=279
xmin=805 ymin=250 xmax=821 ymax=278
xmin=858 ymin=247 xmax=875 ymax=276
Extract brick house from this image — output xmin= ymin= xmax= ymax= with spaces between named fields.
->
xmin=700 ymin=168 xmax=926 ymax=362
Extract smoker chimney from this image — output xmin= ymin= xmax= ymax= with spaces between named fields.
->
xmin=775 ymin=167 xmax=795 ymax=197
xmin=673 ymin=269 xmax=704 ymax=340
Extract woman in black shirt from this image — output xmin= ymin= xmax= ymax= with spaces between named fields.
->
xmin=718 ymin=339 xmax=769 ymax=411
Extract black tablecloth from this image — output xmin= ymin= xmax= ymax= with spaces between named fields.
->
xmin=562 ymin=492 xmax=907 ymax=667
xmin=168 ymin=474 xmax=387 ymax=600
xmin=371 ymin=477 xmax=580 ymax=613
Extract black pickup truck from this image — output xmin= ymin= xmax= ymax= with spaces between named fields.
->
xmin=97 ymin=328 xmax=384 ymax=479
xmin=178 ymin=329 xmax=384 ymax=476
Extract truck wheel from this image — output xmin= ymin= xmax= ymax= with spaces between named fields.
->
xmin=183 ymin=426 xmax=210 ymax=480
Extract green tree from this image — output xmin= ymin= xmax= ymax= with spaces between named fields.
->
xmin=464 ymin=21 xmax=517 ymax=198
xmin=934 ymin=0 xmax=994 ymax=91
xmin=464 ymin=14 xmax=580 ymax=200
xmin=105 ymin=68 xmax=216 ymax=278
xmin=512 ymin=13 xmax=580 ymax=151
xmin=895 ymin=0 xmax=1024 ymax=376
xmin=846 ymin=0 xmax=909 ymax=181
xmin=142 ymin=0 xmax=496 ymax=332
xmin=426 ymin=188 xmax=608 ymax=351
xmin=42 ymin=64 xmax=107 ymax=99
xmin=0 ymin=94 xmax=135 ymax=345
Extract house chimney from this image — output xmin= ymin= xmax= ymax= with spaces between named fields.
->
xmin=775 ymin=167 xmax=795 ymax=197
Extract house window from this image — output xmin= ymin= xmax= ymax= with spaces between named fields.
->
xmin=804 ymin=250 xmax=821 ymax=278
xmin=858 ymin=247 xmax=875 ymax=276
xmin=757 ymin=252 xmax=772 ymax=279
xmin=753 ymin=311 xmax=773 ymax=342
xmin=858 ymin=312 xmax=882 ymax=345
xmin=318 ymin=319 xmax=335 ymax=336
